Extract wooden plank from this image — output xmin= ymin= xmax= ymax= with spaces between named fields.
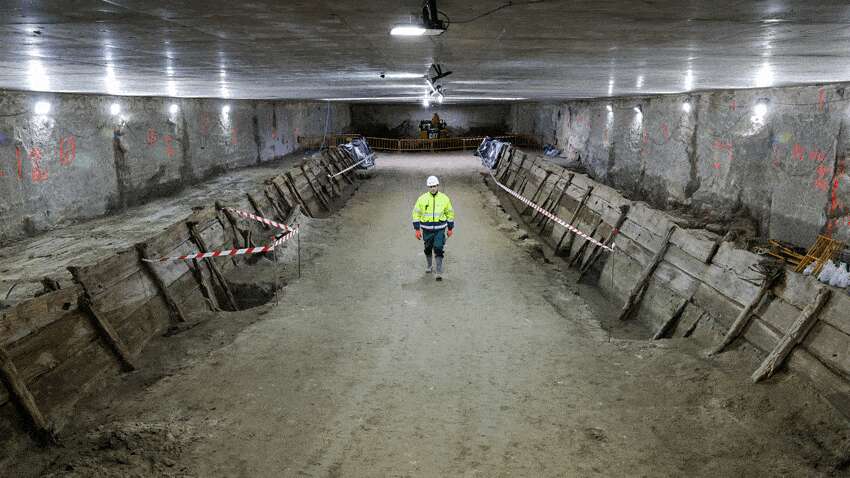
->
xmin=0 ymin=286 xmax=82 ymax=348
xmin=786 ymin=348 xmax=850 ymax=418
xmin=66 ymin=248 xmax=141 ymax=295
xmin=802 ymin=321 xmax=850 ymax=379
xmin=818 ymin=292 xmax=850 ymax=337
xmin=777 ymin=272 xmax=822 ymax=310
xmin=752 ymin=287 xmax=831 ymax=382
xmin=670 ymin=228 xmax=720 ymax=263
xmin=652 ymin=296 xmax=691 ymax=340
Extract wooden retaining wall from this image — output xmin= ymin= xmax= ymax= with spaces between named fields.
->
xmin=495 ymin=146 xmax=850 ymax=417
xmin=0 ymin=147 xmax=361 ymax=458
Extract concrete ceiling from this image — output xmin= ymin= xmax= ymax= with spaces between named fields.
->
xmin=2 ymin=1 xmax=850 ymax=103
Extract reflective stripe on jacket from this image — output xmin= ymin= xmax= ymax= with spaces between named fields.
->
xmin=412 ymin=191 xmax=455 ymax=231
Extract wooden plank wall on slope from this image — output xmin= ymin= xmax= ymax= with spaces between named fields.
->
xmin=495 ymin=146 xmax=850 ymax=416
xmin=0 ymin=148 xmax=358 ymax=451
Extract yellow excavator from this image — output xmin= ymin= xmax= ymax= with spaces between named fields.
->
xmin=419 ymin=112 xmax=448 ymax=139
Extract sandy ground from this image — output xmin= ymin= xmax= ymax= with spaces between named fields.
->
xmin=12 ymin=152 xmax=850 ymax=477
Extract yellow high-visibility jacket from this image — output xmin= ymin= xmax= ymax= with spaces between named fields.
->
xmin=412 ymin=191 xmax=455 ymax=231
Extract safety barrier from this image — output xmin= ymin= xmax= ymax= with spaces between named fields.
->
xmin=297 ymin=134 xmax=540 ymax=152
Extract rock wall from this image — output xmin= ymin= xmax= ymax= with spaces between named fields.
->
xmin=351 ymin=103 xmax=510 ymax=138
xmin=509 ymin=84 xmax=850 ymax=247
xmin=0 ymin=90 xmax=350 ymax=245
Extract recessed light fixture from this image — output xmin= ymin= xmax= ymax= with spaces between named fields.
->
xmin=110 ymin=103 xmax=121 ymax=115
xmin=34 ymin=101 xmax=51 ymax=115
xmin=390 ymin=0 xmax=447 ymax=36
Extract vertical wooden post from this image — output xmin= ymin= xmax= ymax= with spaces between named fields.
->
xmin=187 ymin=222 xmax=239 ymax=311
xmin=77 ymin=293 xmax=138 ymax=371
xmin=0 ymin=346 xmax=56 ymax=444
xmin=652 ymin=296 xmax=691 ymax=340
xmin=538 ymin=173 xmax=575 ymax=231
xmin=569 ymin=216 xmax=604 ymax=268
xmin=579 ymin=205 xmax=630 ymax=279
xmin=135 ymin=243 xmax=187 ymax=323
xmin=246 ymin=193 xmax=271 ymax=229
xmin=300 ymin=165 xmax=331 ymax=211
xmin=711 ymin=270 xmax=784 ymax=355
xmin=215 ymin=201 xmax=245 ymax=249
xmin=616 ymin=225 xmax=676 ymax=321
xmin=285 ymin=172 xmax=315 ymax=217
xmin=555 ymin=186 xmax=594 ymax=256
xmin=752 ymin=287 xmax=831 ymax=382
xmin=271 ymin=181 xmax=295 ymax=214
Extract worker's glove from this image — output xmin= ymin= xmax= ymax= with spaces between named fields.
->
xmin=415 ymin=230 xmax=422 ymax=240
xmin=447 ymin=229 xmax=453 ymax=238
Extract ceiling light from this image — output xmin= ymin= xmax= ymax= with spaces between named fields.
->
xmin=682 ymin=101 xmax=692 ymax=113
xmin=390 ymin=0 xmax=447 ymax=36
xmin=606 ymin=105 xmax=613 ymax=112
xmin=34 ymin=101 xmax=51 ymax=115
xmin=391 ymin=26 xmax=427 ymax=36
xmin=110 ymin=103 xmax=121 ymax=115
xmin=169 ymin=103 xmax=179 ymax=114
xmin=222 ymin=105 xmax=231 ymax=114
xmin=754 ymin=101 xmax=768 ymax=117
xmin=422 ymin=98 xmax=430 ymax=107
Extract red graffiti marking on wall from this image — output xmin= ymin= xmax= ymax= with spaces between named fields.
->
xmin=200 ymin=113 xmax=211 ymax=136
xmin=59 ymin=136 xmax=76 ymax=166
xmin=164 ymin=135 xmax=175 ymax=158
xmin=660 ymin=122 xmax=670 ymax=141
xmin=272 ymin=128 xmax=278 ymax=140
xmin=711 ymin=139 xmax=734 ymax=170
xmin=729 ymin=100 xmax=736 ymax=111
xmin=818 ymin=88 xmax=826 ymax=112
xmin=29 ymin=147 xmax=47 ymax=183
xmin=815 ymin=164 xmax=830 ymax=192
xmin=16 ymin=146 xmax=22 ymax=180
xmin=771 ymin=143 xmax=787 ymax=168
xmin=792 ymin=143 xmax=806 ymax=161
xmin=808 ymin=149 xmax=827 ymax=162
xmin=230 ymin=128 xmax=238 ymax=145
xmin=147 ymin=129 xmax=159 ymax=146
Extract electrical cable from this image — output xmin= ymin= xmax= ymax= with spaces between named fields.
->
xmin=440 ymin=0 xmax=554 ymax=26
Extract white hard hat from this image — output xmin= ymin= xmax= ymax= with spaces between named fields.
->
xmin=426 ymin=175 xmax=440 ymax=187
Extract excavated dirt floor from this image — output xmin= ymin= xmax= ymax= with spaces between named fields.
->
xmin=9 ymin=152 xmax=850 ymax=477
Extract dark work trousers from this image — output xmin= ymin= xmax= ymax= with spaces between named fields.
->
xmin=422 ymin=228 xmax=447 ymax=258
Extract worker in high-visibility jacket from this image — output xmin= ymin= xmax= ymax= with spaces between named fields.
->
xmin=412 ymin=175 xmax=455 ymax=281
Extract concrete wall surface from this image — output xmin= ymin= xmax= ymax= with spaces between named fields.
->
xmin=351 ymin=104 xmax=510 ymax=138
xmin=0 ymin=90 xmax=350 ymax=244
xmin=509 ymin=84 xmax=850 ymax=246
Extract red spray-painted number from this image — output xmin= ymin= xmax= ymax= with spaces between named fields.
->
xmin=792 ymin=144 xmax=806 ymax=161
xmin=164 ymin=135 xmax=175 ymax=158
xmin=660 ymin=122 xmax=670 ymax=141
xmin=818 ymin=88 xmax=827 ymax=112
xmin=16 ymin=146 xmax=22 ymax=179
xmin=147 ymin=129 xmax=158 ymax=146
xmin=59 ymin=136 xmax=76 ymax=166
xmin=30 ymin=147 xmax=47 ymax=182
xmin=230 ymin=128 xmax=238 ymax=145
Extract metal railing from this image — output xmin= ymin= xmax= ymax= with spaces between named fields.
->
xmin=297 ymin=134 xmax=540 ymax=152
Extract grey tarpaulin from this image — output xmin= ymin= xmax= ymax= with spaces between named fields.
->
xmin=340 ymin=136 xmax=376 ymax=169
xmin=475 ymin=137 xmax=509 ymax=169
xmin=543 ymin=144 xmax=562 ymax=157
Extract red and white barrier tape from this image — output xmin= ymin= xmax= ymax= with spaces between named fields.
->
xmin=227 ymin=207 xmax=290 ymax=232
xmin=328 ymin=158 xmax=367 ymax=179
xmin=142 ymin=208 xmax=297 ymax=262
xmin=490 ymin=172 xmax=615 ymax=252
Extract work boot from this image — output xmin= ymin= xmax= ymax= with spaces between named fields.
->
xmin=435 ymin=256 xmax=443 ymax=281
xmin=425 ymin=254 xmax=433 ymax=273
